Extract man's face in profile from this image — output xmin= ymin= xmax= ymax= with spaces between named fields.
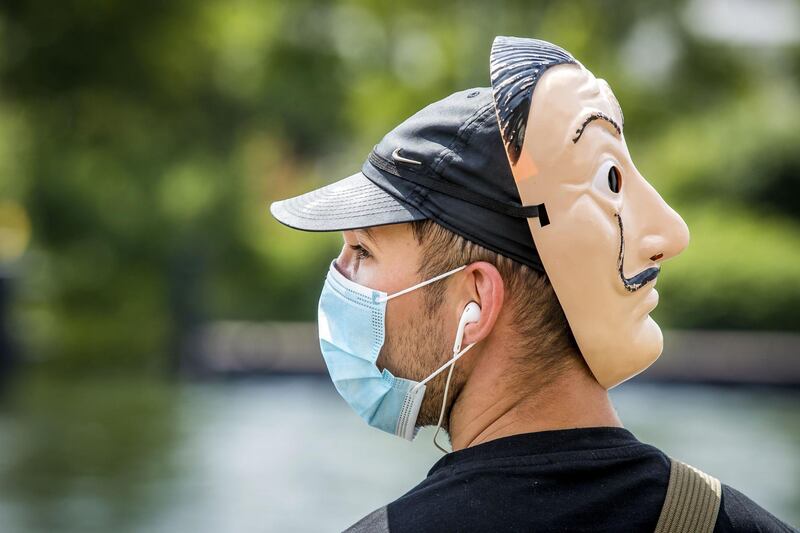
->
xmin=333 ymin=224 xmax=461 ymax=427
xmin=503 ymin=63 xmax=690 ymax=388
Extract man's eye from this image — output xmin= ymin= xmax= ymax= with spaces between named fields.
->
xmin=349 ymin=244 xmax=371 ymax=260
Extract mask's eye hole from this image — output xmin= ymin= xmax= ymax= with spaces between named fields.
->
xmin=591 ymin=160 xmax=623 ymax=205
xmin=608 ymin=166 xmax=622 ymax=193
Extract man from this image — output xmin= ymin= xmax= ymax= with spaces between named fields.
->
xmin=270 ymin=36 xmax=796 ymax=532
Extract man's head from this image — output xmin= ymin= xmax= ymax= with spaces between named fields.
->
xmin=489 ymin=36 xmax=689 ymax=387
xmin=335 ymin=219 xmax=585 ymax=430
xmin=270 ymin=35 xmax=690 ymax=441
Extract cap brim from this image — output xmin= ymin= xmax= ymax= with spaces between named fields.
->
xmin=270 ymin=171 xmax=427 ymax=232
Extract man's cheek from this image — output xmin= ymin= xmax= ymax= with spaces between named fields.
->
xmin=376 ymin=321 xmax=399 ymax=373
xmin=378 ymin=308 xmax=418 ymax=376
xmin=375 ymin=310 xmax=398 ymax=372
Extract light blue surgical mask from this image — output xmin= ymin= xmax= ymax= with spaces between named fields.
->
xmin=318 ymin=259 xmax=476 ymax=441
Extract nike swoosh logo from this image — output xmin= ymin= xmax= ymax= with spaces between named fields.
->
xmin=391 ymin=147 xmax=422 ymax=166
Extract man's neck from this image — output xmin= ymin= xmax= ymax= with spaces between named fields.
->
xmin=447 ymin=353 xmax=623 ymax=451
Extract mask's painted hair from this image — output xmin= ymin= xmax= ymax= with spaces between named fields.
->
xmin=489 ymin=36 xmax=576 ymax=165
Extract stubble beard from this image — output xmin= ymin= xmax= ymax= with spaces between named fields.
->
xmin=380 ymin=301 xmax=463 ymax=432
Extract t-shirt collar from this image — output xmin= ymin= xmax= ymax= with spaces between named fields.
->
xmin=428 ymin=426 xmax=641 ymax=476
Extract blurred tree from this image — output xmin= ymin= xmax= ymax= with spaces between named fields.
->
xmin=0 ymin=0 xmax=798 ymax=374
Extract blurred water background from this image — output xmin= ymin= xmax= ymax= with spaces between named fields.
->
xmin=0 ymin=0 xmax=799 ymax=531
xmin=0 ymin=376 xmax=798 ymax=532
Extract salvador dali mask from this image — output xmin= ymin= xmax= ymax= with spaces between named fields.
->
xmin=489 ymin=36 xmax=690 ymax=388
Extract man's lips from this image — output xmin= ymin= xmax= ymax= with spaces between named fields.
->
xmin=614 ymin=213 xmax=660 ymax=292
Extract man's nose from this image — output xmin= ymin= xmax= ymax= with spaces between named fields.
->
xmin=334 ymin=241 xmax=354 ymax=280
xmin=334 ymin=255 xmax=357 ymax=282
xmin=628 ymin=173 xmax=690 ymax=265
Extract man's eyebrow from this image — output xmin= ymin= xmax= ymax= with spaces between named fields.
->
xmin=572 ymin=112 xmax=622 ymax=144
xmin=355 ymin=227 xmax=379 ymax=249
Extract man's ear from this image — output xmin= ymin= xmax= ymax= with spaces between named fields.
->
xmin=460 ymin=261 xmax=504 ymax=346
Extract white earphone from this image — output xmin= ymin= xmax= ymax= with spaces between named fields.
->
xmin=452 ymin=301 xmax=481 ymax=354
xmin=425 ymin=301 xmax=482 ymax=453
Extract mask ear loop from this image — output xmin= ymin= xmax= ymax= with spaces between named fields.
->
xmin=373 ymin=264 xmax=475 ymax=450
xmin=375 ymin=265 xmax=467 ymax=303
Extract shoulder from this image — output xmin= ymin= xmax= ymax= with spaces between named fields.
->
xmin=715 ymin=484 xmax=798 ymax=532
xmin=343 ymin=505 xmax=389 ymax=533
xmin=371 ymin=443 xmax=671 ymax=532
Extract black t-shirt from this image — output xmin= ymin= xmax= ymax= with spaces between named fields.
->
xmin=345 ymin=427 xmax=797 ymax=532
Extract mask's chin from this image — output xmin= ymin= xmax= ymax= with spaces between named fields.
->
xmin=580 ymin=313 xmax=664 ymax=389
xmin=636 ymin=315 xmax=664 ymax=354
xmin=621 ymin=316 xmax=664 ymax=387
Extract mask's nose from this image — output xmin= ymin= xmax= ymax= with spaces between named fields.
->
xmin=626 ymin=173 xmax=690 ymax=266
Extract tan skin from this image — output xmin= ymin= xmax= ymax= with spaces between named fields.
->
xmin=335 ymin=223 xmax=622 ymax=452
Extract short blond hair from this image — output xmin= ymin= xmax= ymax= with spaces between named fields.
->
xmin=410 ymin=219 xmax=585 ymax=380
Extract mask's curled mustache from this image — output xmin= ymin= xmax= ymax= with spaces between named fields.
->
xmin=615 ymin=212 xmax=659 ymax=292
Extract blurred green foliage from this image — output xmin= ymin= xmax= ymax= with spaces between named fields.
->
xmin=0 ymin=0 xmax=798 ymax=373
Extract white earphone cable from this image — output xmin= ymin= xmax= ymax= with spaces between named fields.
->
xmin=433 ymin=360 xmax=457 ymax=453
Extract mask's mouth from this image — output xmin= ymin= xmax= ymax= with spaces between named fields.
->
xmin=615 ymin=213 xmax=660 ymax=292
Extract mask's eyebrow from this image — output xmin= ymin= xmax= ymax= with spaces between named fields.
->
xmin=572 ymin=111 xmax=622 ymax=144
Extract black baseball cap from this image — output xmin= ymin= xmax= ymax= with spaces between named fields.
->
xmin=269 ymin=87 xmax=547 ymax=271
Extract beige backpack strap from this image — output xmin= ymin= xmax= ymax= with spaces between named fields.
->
xmin=654 ymin=457 xmax=722 ymax=533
